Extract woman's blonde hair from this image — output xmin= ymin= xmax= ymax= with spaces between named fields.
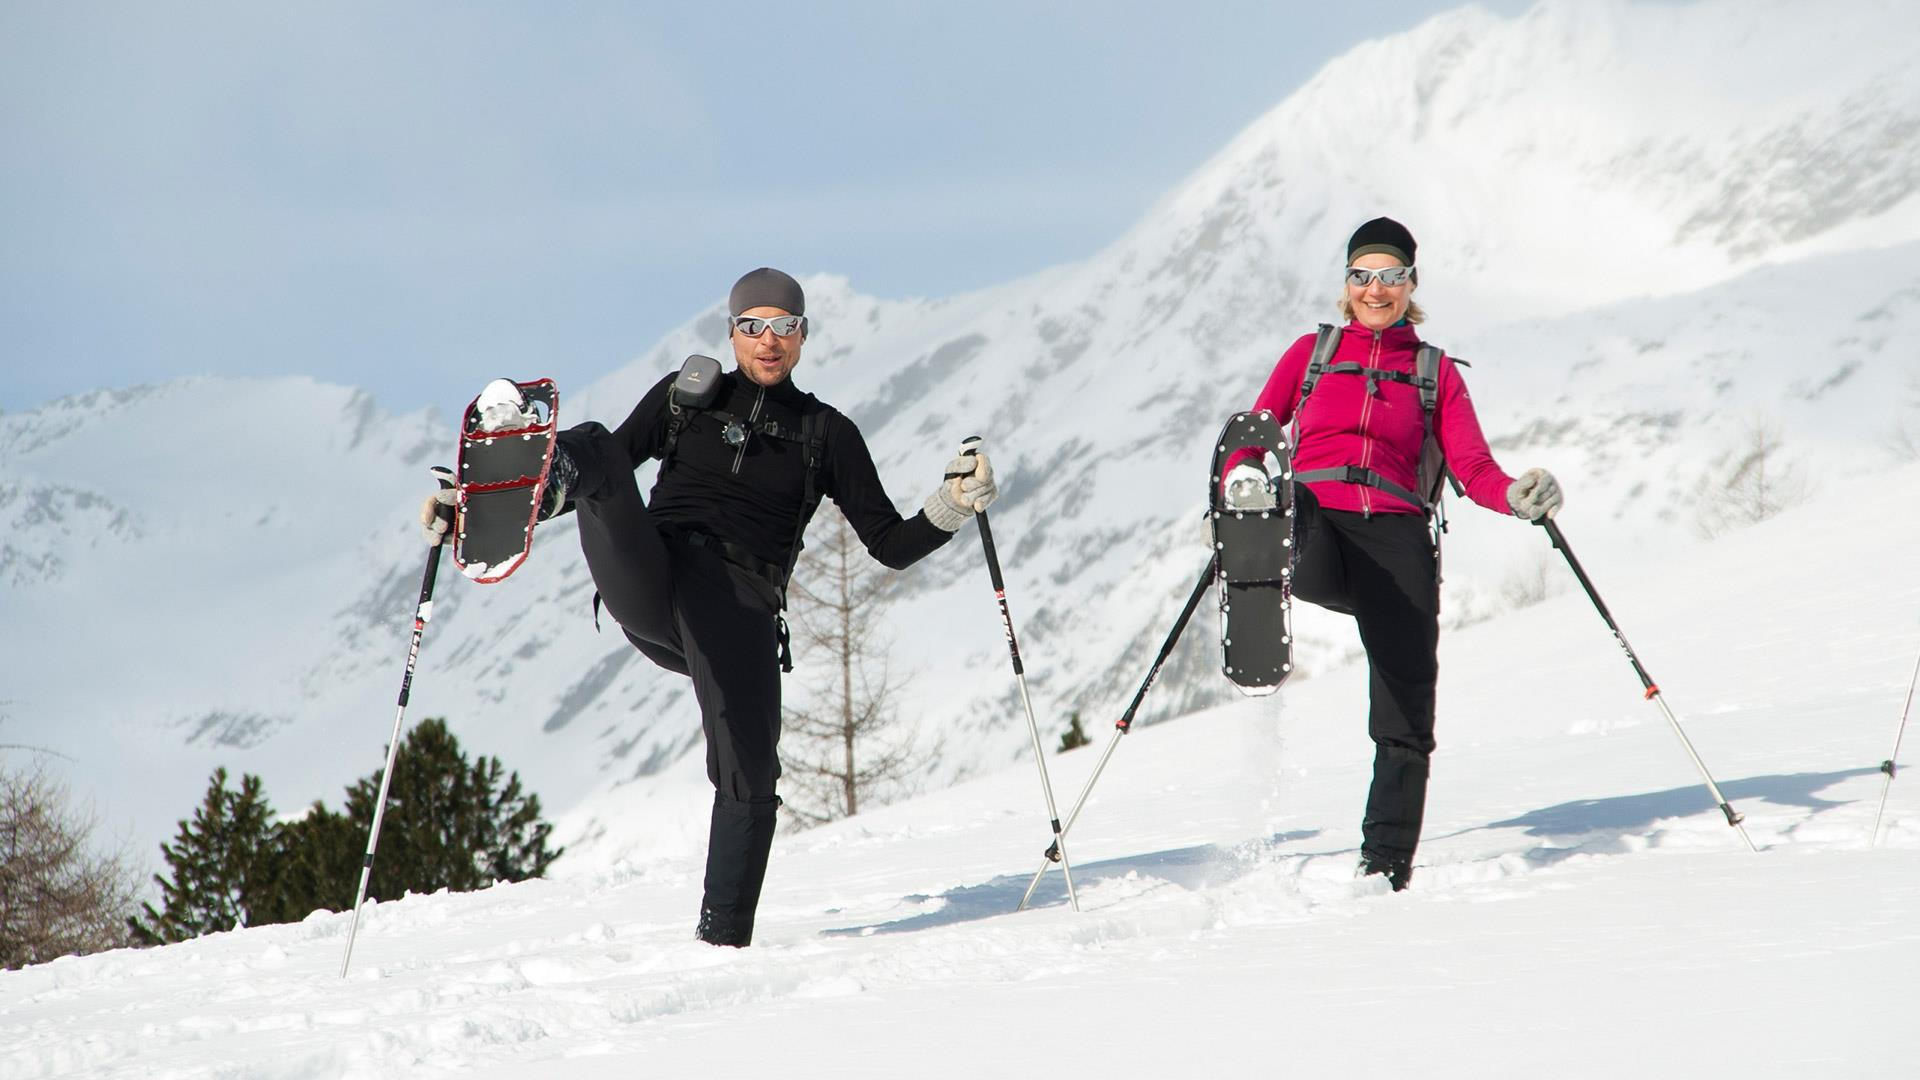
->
xmin=1338 ymin=295 xmax=1425 ymax=324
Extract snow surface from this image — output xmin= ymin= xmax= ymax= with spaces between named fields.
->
xmin=5 ymin=463 xmax=1918 ymax=1077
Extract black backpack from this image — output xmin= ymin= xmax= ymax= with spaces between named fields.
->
xmin=654 ymin=357 xmax=830 ymax=671
xmin=657 ymin=354 xmax=830 ymax=592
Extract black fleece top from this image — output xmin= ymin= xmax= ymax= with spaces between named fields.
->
xmin=591 ymin=368 xmax=952 ymax=572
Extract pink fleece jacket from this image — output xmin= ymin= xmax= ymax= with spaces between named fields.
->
xmin=1235 ymin=322 xmax=1516 ymax=517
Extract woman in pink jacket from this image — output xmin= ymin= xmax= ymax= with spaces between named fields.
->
xmin=1226 ymin=217 xmax=1563 ymax=891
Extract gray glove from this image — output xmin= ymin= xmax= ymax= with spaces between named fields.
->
xmin=420 ymin=487 xmax=456 ymax=546
xmin=1507 ymin=467 xmax=1563 ymax=521
xmin=924 ymin=449 xmax=997 ymax=532
xmin=1224 ymin=461 xmax=1277 ymax=511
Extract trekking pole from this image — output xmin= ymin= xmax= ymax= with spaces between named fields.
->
xmin=1870 ymin=638 xmax=1920 ymax=847
xmin=1538 ymin=517 xmax=1757 ymax=852
xmin=950 ymin=437 xmax=1079 ymax=912
xmin=340 ymin=466 xmax=455 ymax=977
xmin=1018 ymin=553 xmax=1216 ymax=911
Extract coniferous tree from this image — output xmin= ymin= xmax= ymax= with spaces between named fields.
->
xmin=129 ymin=768 xmax=276 ymax=944
xmin=132 ymin=719 xmax=562 ymax=943
xmin=334 ymin=717 xmax=561 ymax=900
xmin=1057 ymin=712 xmax=1091 ymax=753
xmin=248 ymin=800 xmax=360 ymax=924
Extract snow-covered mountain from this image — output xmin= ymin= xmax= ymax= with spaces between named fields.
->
xmin=5 ymin=0 xmax=1919 ymax=872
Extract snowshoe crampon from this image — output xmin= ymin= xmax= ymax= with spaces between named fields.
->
xmin=1210 ymin=410 xmax=1294 ymax=696
xmin=453 ymin=378 xmax=558 ymax=584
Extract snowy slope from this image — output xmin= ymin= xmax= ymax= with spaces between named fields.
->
xmin=4 ymin=463 xmax=1918 ymax=1078
xmin=4 ymin=0 xmax=1920 ymax=873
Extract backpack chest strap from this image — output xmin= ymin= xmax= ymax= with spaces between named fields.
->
xmin=699 ymin=410 xmax=810 ymax=443
xmin=660 ymin=405 xmax=812 ymax=469
xmin=1314 ymin=362 xmax=1437 ymax=397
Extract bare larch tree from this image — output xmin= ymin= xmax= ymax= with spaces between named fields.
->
xmin=1696 ymin=415 xmax=1813 ymax=538
xmin=780 ymin=508 xmax=925 ymax=824
xmin=0 ymin=762 xmax=140 ymax=969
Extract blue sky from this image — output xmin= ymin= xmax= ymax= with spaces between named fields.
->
xmin=0 ymin=0 xmax=1521 ymax=417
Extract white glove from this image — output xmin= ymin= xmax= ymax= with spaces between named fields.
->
xmin=925 ymin=450 xmax=997 ymax=532
xmin=420 ymin=487 xmax=457 ymax=546
xmin=1507 ymin=467 xmax=1563 ymax=521
xmin=1224 ymin=461 xmax=1276 ymax=510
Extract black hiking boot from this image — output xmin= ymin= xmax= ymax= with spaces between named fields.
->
xmin=694 ymin=793 xmax=780 ymax=947
xmin=1358 ymin=849 xmax=1413 ymax=892
xmin=695 ymin=905 xmax=755 ymax=948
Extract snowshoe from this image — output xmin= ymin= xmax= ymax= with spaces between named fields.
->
xmin=1209 ymin=410 xmax=1294 ymax=695
xmin=453 ymin=377 xmax=559 ymax=584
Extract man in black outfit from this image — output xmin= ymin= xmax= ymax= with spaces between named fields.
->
xmin=425 ymin=268 xmax=996 ymax=945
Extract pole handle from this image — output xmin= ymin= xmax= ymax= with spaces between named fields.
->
xmin=418 ymin=467 xmax=457 ymax=603
xmin=956 ymin=435 xmax=1008 ymax=592
xmin=948 ymin=435 xmax=983 ymax=479
xmin=429 ymin=464 xmax=456 ymax=518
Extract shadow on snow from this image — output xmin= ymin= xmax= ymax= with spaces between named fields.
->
xmin=822 ymin=829 xmax=1322 ymax=938
xmin=823 ymin=768 xmax=1883 ymax=937
xmin=1474 ymin=767 xmax=1880 ymax=838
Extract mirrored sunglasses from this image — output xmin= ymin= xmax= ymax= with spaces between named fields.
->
xmin=1345 ymin=265 xmax=1415 ymax=288
xmin=731 ymin=314 xmax=807 ymax=337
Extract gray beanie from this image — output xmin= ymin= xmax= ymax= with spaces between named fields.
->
xmin=728 ymin=267 xmax=806 ymax=317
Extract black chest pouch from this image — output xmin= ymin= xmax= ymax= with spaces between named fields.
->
xmin=672 ymin=354 xmax=724 ymax=409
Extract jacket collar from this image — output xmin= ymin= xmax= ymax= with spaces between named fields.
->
xmin=724 ymin=367 xmax=809 ymax=406
xmin=1341 ymin=320 xmax=1423 ymax=350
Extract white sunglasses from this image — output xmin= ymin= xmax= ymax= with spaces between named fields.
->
xmin=1345 ymin=265 xmax=1415 ymax=288
xmin=730 ymin=314 xmax=807 ymax=337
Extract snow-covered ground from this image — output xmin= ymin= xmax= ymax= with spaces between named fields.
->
xmin=7 ymin=465 xmax=1916 ymax=1078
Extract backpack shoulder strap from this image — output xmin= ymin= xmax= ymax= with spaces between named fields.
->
xmin=1299 ymin=323 xmax=1342 ymax=400
xmin=1415 ymin=343 xmax=1443 ymax=414
xmin=779 ymin=397 xmax=831 ymax=594
xmin=1414 ymin=343 xmax=1466 ymax=500
xmin=799 ymin=397 xmax=827 ymax=506
xmin=660 ymin=401 xmax=692 ymax=469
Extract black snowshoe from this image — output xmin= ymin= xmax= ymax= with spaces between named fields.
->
xmin=453 ymin=377 xmax=559 ymax=584
xmin=1209 ymin=410 xmax=1295 ymax=696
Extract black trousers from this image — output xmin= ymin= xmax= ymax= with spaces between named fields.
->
xmin=562 ymin=424 xmax=783 ymax=938
xmin=1290 ymin=486 xmax=1440 ymax=865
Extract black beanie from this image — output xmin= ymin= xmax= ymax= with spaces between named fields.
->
xmin=1347 ymin=217 xmax=1417 ymax=266
xmin=728 ymin=267 xmax=806 ymax=317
